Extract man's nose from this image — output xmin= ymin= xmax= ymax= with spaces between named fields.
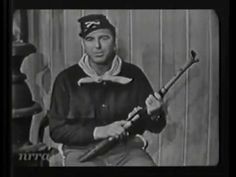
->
xmin=95 ymin=39 xmax=101 ymax=49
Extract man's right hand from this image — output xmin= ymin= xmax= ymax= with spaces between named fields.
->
xmin=93 ymin=120 xmax=131 ymax=140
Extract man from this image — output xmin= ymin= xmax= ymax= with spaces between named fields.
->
xmin=48 ymin=14 xmax=166 ymax=166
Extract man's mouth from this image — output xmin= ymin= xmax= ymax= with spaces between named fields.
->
xmin=94 ymin=53 xmax=104 ymax=57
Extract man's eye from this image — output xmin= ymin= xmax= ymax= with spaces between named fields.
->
xmin=101 ymin=36 xmax=110 ymax=40
xmin=85 ymin=37 xmax=94 ymax=41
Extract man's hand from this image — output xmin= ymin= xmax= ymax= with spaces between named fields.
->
xmin=145 ymin=92 xmax=162 ymax=115
xmin=94 ymin=120 xmax=131 ymax=140
xmin=128 ymin=106 xmax=142 ymax=120
xmin=129 ymin=92 xmax=162 ymax=119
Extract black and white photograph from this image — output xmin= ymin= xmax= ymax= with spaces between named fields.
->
xmin=5 ymin=3 xmax=229 ymax=177
xmin=11 ymin=9 xmax=220 ymax=167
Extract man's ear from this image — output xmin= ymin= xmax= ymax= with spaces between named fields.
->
xmin=114 ymin=38 xmax=118 ymax=51
xmin=81 ymin=39 xmax=85 ymax=53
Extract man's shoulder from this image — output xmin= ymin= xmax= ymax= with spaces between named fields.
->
xmin=55 ymin=64 xmax=85 ymax=81
xmin=121 ymin=61 xmax=145 ymax=77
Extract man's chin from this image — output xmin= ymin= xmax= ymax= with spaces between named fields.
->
xmin=92 ymin=57 xmax=110 ymax=65
xmin=95 ymin=61 xmax=110 ymax=66
xmin=89 ymin=53 xmax=115 ymax=65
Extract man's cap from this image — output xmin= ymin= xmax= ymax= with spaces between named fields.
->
xmin=78 ymin=14 xmax=115 ymax=38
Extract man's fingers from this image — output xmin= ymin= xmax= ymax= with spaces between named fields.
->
xmin=118 ymin=130 xmax=130 ymax=141
xmin=149 ymin=94 xmax=157 ymax=102
xmin=111 ymin=128 xmax=127 ymax=139
xmin=118 ymin=120 xmax=129 ymax=126
xmin=128 ymin=109 xmax=136 ymax=118
xmin=108 ymin=137 xmax=113 ymax=141
xmin=154 ymin=92 xmax=162 ymax=101
xmin=146 ymin=94 xmax=162 ymax=106
xmin=112 ymin=125 xmax=125 ymax=133
xmin=132 ymin=114 xmax=140 ymax=121
xmin=145 ymin=93 xmax=163 ymax=115
xmin=145 ymin=98 xmax=151 ymax=106
xmin=128 ymin=106 xmax=142 ymax=118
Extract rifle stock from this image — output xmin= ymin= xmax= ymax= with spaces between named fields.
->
xmin=79 ymin=50 xmax=199 ymax=162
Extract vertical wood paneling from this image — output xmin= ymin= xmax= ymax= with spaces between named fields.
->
xmin=23 ymin=10 xmax=41 ymax=100
xmin=33 ymin=10 xmax=53 ymax=144
xmin=37 ymin=10 xmax=52 ymax=67
xmin=209 ymin=10 xmax=219 ymax=165
xmin=107 ymin=10 xmax=131 ymax=62
xmin=84 ymin=9 xmax=107 ymax=15
xmin=36 ymin=10 xmax=52 ymax=105
xmin=206 ymin=10 xmax=213 ymax=165
xmin=158 ymin=10 xmax=163 ymax=166
xmin=131 ymin=10 xmax=161 ymax=164
xmin=187 ymin=10 xmax=210 ymax=165
xmin=63 ymin=10 xmax=83 ymax=67
xmin=24 ymin=10 xmax=219 ymax=166
xmin=131 ymin=10 xmax=161 ymax=90
xmin=160 ymin=10 xmax=187 ymax=166
xmin=51 ymin=10 xmax=65 ymax=81
xmin=184 ymin=10 xmax=190 ymax=166
xmin=129 ymin=10 xmax=133 ymax=63
xmin=23 ymin=10 xmax=45 ymax=143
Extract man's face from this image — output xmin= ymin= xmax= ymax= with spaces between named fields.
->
xmin=82 ymin=29 xmax=116 ymax=65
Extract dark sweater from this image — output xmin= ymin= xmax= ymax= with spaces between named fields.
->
xmin=48 ymin=61 xmax=166 ymax=146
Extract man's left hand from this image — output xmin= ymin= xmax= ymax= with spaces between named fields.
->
xmin=145 ymin=92 xmax=162 ymax=115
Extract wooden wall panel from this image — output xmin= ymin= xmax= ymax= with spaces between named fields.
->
xmin=23 ymin=10 xmax=47 ymax=143
xmin=131 ymin=10 xmax=161 ymax=164
xmin=63 ymin=10 xmax=83 ymax=67
xmin=51 ymin=10 xmax=66 ymax=81
xmin=160 ymin=10 xmax=187 ymax=166
xmin=23 ymin=10 xmax=219 ymax=166
xmin=131 ymin=10 xmax=161 ymax=91
xmin=208 ymin=10 xmax=219 ymax=165
xmin=107 ymin=10 xmax=131 ymax=62
xmin=84 ymin=9 xmax=107 ymax=16
xmin=187 ymin=10 xmax=210 ymax=165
